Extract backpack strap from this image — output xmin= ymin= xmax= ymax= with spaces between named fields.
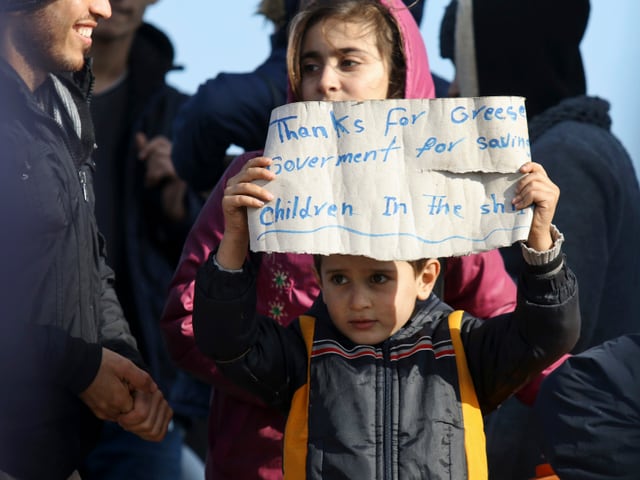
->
xmin=531 ymin=463 xmax=560 ymax=479
xmin=283 ymin=315 xmax=315 ymax=479
xmin=448 ymin=310 xmax=488 ymax=480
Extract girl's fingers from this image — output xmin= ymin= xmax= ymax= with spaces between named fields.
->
xmin=223 ymin=157 xmax=276 ymax=206
xmin=226 ymin=157 xmax=275 ymax=189
xmin=224 ymin=180 xmax=274 ymax=204
xmin=225 ymin=192 xmax=270 ymax=210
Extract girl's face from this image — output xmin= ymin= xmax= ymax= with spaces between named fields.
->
xmin=299 ymin=18 xmax=390 ymax=102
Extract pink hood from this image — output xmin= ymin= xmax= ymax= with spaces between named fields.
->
xmin=382 ymin=0 xmax=435 ymax=99
xmin=287 ymin=0 xmax=435 ymax=102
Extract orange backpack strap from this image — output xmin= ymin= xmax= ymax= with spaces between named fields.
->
xmin=448 ymin=310 xmax=488 ymax=480
xmin=282 ymin=315 xmax=315 ymax=480
xmin=531 ymin=463 xmax=560 ymax=479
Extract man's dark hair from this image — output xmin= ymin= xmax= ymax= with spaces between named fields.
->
xmin=0 ymin=0 xmax=50 ymax=12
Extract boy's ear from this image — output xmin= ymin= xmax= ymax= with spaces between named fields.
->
xmin=416 ymin=259 xmax=440 ymax=300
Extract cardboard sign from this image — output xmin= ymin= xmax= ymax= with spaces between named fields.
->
xmin=248 ymin=97 xmax=533 ymax=260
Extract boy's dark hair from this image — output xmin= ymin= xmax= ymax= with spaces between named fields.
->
xmin=313 ymin=254 xmax=428 ymax=276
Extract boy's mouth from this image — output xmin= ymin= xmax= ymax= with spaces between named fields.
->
xmin=349 ymin=319 xmax=376 ymax=330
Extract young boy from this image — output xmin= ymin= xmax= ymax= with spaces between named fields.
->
xmin=192 ymin=156 xmax=580 ymax=479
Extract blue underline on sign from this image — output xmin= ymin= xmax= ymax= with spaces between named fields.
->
xmin=256 ymin=225 xmax=530 ymax=244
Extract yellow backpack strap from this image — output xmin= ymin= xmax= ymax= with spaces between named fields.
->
xmin=448 ymin=310 xmax=488 ymax=480
xmin=282 ymin=315 xmax=315 ymax=480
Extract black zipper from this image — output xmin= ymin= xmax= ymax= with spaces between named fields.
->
xmin=78 ymin=169 xmax=88 ymax=201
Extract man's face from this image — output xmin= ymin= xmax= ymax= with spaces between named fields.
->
xmin=12 ymin=0 xmax=111 ymax=75
xmin=93 ymin=0 xmax=157 ymax=41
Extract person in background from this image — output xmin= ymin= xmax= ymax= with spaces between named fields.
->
xmin=439 ymin=0 xmax=640 ymax=477
xmin=80 ymin=0 xmax=209 ymax=478
xmin=161 ymin=0 xmax=518 ymax=478
xmin=0 ymin=0 xmax=172 ymax=479
xmin=170 ymin=0 xmax=441 ymax=198
xmin=441 ymin=0 xmax=640 ymax=351
xmin=170 ymin=0 xmax=300 ymax=195
xmin=534 ymin=333 xmax=640 ymax=480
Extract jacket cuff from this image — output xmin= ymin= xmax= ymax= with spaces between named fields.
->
xmin=61 ymin=338 xmax=103 ymax=395
xmin=520 ymin=224 xmax=564 ymax=271
xmin=101 ymin=339 xmax=147 ymax=372
xmin=212 ymin=253 xmax=244 ymax=273
xmin=201 ymin=251 xmax=253 ymax=299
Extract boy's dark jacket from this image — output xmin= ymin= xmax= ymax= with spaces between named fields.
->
xmin=0 ymin=59 xmax=142 ymax=479
xmin=193 ymin=253 xmax=580 ymax=479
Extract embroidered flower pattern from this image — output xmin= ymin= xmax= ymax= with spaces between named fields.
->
xmin=272 ymin=270 xmax=288 ymax=289
xmin=258 ymin=253 xmax=305 ymax=325
xmin=269 ymin=302 xmax=285 ymax=320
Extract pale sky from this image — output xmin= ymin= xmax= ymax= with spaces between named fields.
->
xmin=145 ymin=0 xmax=640 ymax=176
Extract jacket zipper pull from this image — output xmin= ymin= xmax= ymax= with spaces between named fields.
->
xmin=78 ymin=170 xmax=88 ymax=201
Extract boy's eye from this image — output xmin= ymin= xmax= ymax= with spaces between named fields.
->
xmin=370 ymin=273 xmax=389 ymax=284
xmin=330 ymin=274 xmax=348 ymax=285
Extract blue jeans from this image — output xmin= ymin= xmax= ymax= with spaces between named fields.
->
xmin=82 ymin=421 xmax=183 ymax=480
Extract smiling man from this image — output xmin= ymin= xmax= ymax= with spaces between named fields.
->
xmin=81 ymin=0 xmax=209 ymax=478
xmin=0 ymin=1 xmax=173 ymax=479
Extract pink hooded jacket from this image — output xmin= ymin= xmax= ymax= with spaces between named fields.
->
xmin=161 ymin=1 xmax=516 ymax=478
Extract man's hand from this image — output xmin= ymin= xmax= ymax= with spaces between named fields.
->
xmin=136 ymin=133 xmax=176 ymax=188
xmin=136 ymin=132 xmax=187 ymax=221
xmin=79 ymin=348 xmax=157 ymax=421
xmin=117 ymin=388 xmax=174 ymax=442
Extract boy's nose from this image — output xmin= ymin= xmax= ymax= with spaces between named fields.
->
xmin=348 ymin=285 xmax=371 ymax=310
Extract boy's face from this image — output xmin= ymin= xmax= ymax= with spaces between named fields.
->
xmin=299 ymin=18 xmax=390 ymax=102
xmin=10 ymin=0 xmax=111 ymax=82
xmin=318 ymin=255 xmax=435 ymax=345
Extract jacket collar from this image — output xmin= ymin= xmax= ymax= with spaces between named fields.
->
xmin=0 ymin=57 xmax=96 ymax=166
xmin=528 ymin=96 xmax=611 ymax=142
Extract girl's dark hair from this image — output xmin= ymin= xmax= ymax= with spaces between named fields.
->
xmin=287 ymin=0 xmax=407 ymax=101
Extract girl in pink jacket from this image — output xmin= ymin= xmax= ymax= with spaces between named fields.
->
xmin=161 ymin=1 xmax=516 ymax=478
